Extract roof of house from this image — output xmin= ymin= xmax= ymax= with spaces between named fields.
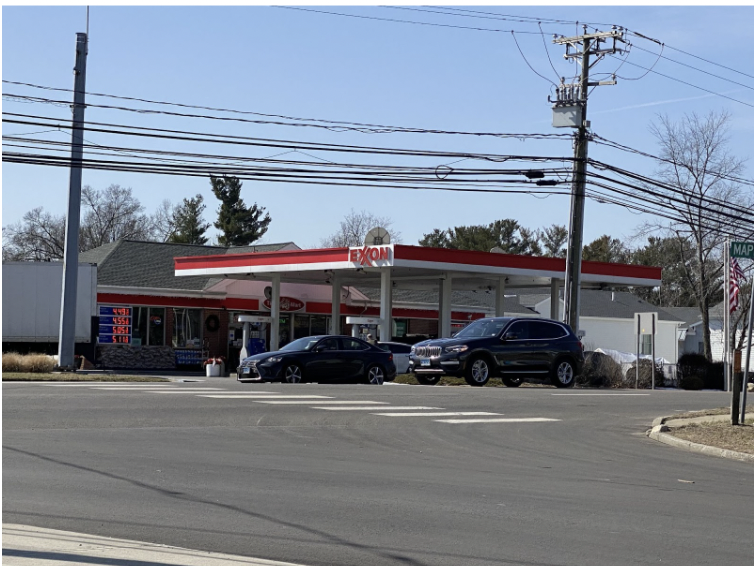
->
xmin=658 ymin=306 xmax=703 ymax=326
xmin=79 ymin=240 xmax=299 ymax=291
xmin=536 ymin=290 xmax=684 ymax=322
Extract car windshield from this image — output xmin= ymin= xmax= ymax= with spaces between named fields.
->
xmin=279 ymin=337 xmax=321 ymax=352
xmin=454 ymin=319 xmax=510 ymax=338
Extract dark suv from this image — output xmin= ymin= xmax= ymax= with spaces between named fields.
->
xmin=408 ymin=317 xmax=584 ymax=388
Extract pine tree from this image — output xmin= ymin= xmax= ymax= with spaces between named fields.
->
xmin=168 ymin=194 xmax=211 ymax=245
xmin=211 ymin=176 xmax=272 ymax=246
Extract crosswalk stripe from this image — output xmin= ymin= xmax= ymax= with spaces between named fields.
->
xmin=198 ymin=395 xmax=334 ymax=399
xmin=371 ymin=411 xmax=500 ymax=417
xmin=313 ymin=406 xmax=443 ymax=411
xmin=551 ymin=393 xmax=649 ymax=396
xmin=40 ymin=384 xmax=175 ymax=387
xmin=254 ymin=400 xmax=386 ymax=405
xmin=435 ymin=417 xmax=561 ymax=423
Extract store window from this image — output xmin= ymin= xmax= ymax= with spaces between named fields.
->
xmin=173 ymin=308 xmax=203 ymax=348
xmin=641 ymin=334 xmax=653 ymax=355
xmin=294 ymin=315 xmax=310 ymax=340
xmin=132 ymin=307 xmax=165 ymax=346
xmin=311 ymin=315 xmax=329 ymax=335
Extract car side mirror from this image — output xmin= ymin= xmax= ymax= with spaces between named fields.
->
xmin=451 ymin=332 xmax=457 ymax=337
xmin=503 ymin=332 xmax=517 ymax=341
xmin=315 ymin=345 xmax=327 ymax=353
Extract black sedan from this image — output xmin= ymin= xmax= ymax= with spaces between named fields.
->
xmin=237 ymin=335 xmax=397 ymax=385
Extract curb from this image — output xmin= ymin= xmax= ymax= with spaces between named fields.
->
xmin=647 ymin=414 xmax=754 ymax=463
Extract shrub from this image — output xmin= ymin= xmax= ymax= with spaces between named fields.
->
xmin=703 ymin=362 xmax=725 ymax=390
xmin=625 ymin=359 xmax=663 ymax=389
xmin=677 ymin=353 xmax=709 ymax=381
xmin=3 ymin=353 xmax=56 ymax=373
xmin=679 ymin=376 xmax=704 ymax=390
xmin=2 ymin=352 xmax=24 ymax=373
xmin=579 ymin=352 xmax=623 ymax=387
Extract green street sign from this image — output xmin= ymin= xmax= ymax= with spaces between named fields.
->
xmin=730 ymin=241 xmax=754 ymax=259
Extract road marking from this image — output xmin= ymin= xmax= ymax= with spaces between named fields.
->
xmin=435 ymin=417 xmax=562 ymax=423
xmin=313 ymin=406 xmax=444 ymax=411
xmin=370 ymin=411 xmax=501 ymax=417
xmin=40 ymin=383 xmax=175 ymax=387
xmin=254 ymin=400 xmax=388 ymax=405
xmin=551 ymin=393 xmax=650 ymax=396
xmin=198 ymin=395 xmax=334 ymax=399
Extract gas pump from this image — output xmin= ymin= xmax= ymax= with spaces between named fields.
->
xmin=238 ymin=315 xmax=272 ymax=360
xmin=345 ymin=316 xmax=382 ymax=340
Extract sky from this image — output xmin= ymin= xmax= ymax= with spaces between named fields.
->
xmin=2 ymin=4 xmax=754 ymax=250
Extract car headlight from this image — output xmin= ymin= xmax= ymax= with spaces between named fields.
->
xmin=265 ymin=356 xmax=284 ymax=363
xmin=410 ymin=346 xmax=416 ymax=353
xmin=444 ymin=345 xmax=468 ymax=353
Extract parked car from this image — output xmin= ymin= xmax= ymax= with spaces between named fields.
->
xmin=377 ymin=342 xmax=412 ymax=374
xmin=408 ymin=317 xmax=584 ymax=388
xmin=238 ymin=335 xmax=397 ymax=385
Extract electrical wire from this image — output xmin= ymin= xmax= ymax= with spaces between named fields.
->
xmin=609 ymin=55 xmax=754 ymax=107
xmin=511 ymin=31 xmax=556 ymax=86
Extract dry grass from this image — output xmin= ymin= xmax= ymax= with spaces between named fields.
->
xmin=2 ymin=372 xmax=170 ymax=382
xmin=669 ymin=420 xmax=754 ymax=454
xmin=2 ymin=352 xmax=55 ymax=373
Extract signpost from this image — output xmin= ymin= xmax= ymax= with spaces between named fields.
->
xmin=634 ymin=312 xmax=658 ymax=389
xmin=728 ymin=240 xmax=753 ymax=423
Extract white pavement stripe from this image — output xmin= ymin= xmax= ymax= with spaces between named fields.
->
xmin=435 ymin=417 xmax=562 ymax=424
xmin=254 ymin=400 xmax=386 ymax=405
xmin=198 ymin=395 xmax=334 ymax=399
xmin=90 ymin=387 xmax=222 ymax=390
xmin=40 ymin=384 xmax=175 ymax=387
xmin=551 ymin=393 xmax=650 ymax=396
xmin=313 ymin=406 xmax=444 ymax=411
xmin=371 ymin=411 xmax=501 ymax=417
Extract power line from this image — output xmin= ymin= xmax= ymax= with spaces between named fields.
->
xmin=609 ymin=55 xmax=754 ymax=107
xmin=2 ymin=81 xmax=573 ymax=140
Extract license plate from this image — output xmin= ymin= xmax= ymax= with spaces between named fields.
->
xmin=421 ymin=359 xmax=430 ymax=367
xmin=243 ymin=367 xmax=251 ymax=374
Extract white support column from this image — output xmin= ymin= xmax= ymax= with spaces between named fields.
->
xmin=270 ymin=274 xmax=281 ymax=351
xmin=439 ymin=274 xmax=453 ymax=338
xmin=495 ymin=277 xmax=506 ymax=317
xmin=379 ymin=268 xmax=392 ymax=341
xmin=550 ymin=278 xmax=560 ymax=320
xmin=331 ymin=275 xmax=341 ymax=335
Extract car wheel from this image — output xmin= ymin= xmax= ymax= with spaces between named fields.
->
xmin=464 ymin=357 xmax=491 ymax=387
xmin=366 ymin=365 xmax=385 ymax=385
xmin=551 ymin=359 xmax=576 ymax=388
xmin=415 ymin=374 xmax=441 ymax=386
xmin=282 ymin=363 xmax=303 ymax=384
xmin=501 ymin=376 xmax=523 ymax=387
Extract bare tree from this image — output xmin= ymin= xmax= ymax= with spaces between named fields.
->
xmin=320 ymin=209 xmax=402 ymax=247
xmin=639 ymin=110 xmax=752 ymax=360
xmin=3 ymin=184 xmax=163 ymax=261
xmin=80 ymin=184 xmax=155 ymax=248
xmin=2 ymin=208 xmax=67 ymax=261
xmin=150 ymin=199 xmax=178 ymax=242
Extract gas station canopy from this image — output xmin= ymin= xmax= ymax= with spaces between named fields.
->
xmin=175 ymin=244 xmax=661 ymax=350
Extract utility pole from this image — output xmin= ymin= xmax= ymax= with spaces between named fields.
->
xmin=57 ymin=32 xmax=88 ymax=370
xmin=552 ymin=26 xmax=626 ymax=333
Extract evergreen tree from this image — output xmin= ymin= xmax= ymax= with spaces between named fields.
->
xmin=169 ymin=194 xmax=211 ymax=245
xmin=211 ymin=175 xmax=271 ymax=246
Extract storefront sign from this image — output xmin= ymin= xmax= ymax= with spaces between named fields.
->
xmin=262 ymin=297 xmax=305 ymax=312
xmin=348 ymin=245 xmax=393 ymax=266
xmin=98 ymin=305 xmax=132 ymax=344
xmin=730 ymin=241 xmax=754 ymax=260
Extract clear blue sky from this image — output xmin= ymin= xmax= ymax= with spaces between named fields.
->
xmin=2 ymin=5 xmax=753 ymax=249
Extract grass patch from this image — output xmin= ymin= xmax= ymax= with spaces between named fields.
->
xmin=2 ymin=373 xmax=171 ymax=382
xmin=669 ymin=419 xmax=754 ymax=454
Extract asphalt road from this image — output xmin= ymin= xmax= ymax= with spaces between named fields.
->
xmin=3 ymin=379 xmax=753 ymax=566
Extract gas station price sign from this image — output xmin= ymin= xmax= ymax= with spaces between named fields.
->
xmin=99 ymin=305 xmax=132 ymax=344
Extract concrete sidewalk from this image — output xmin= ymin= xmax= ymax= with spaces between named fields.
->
xmin=2 ymin=523 xmax=307 ymax=566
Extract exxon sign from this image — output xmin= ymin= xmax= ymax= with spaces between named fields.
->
xmin=348 ymin=245 xmax=393 ymax=267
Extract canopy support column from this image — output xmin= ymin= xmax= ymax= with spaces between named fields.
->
xmin=269 ymin=274 xmax=281 ymax=351
xmin=330 ymin=275 xmax=341 ymax=335
xmin=439 ymin=274 xmax=452 ymax=338
xmin=495 ymin=277 xmax=507 ymax=317
xmin=379 ymin=268 xmax=392 ymax=341
xmin=551 ymin=278 xmax=561 ymax=320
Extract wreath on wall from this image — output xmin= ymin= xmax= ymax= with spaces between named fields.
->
xmin=205 ymin=314 xmax=220 ymax=333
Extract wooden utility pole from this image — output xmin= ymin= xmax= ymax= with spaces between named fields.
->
xmin=553 ymin=26 xmax=625 ymax=333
